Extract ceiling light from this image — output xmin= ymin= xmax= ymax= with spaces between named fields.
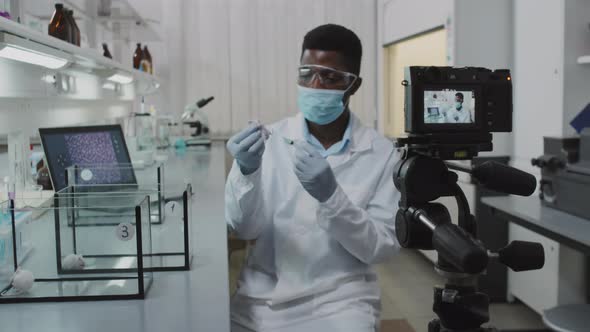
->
xmin=0 ymin=33 xmax=70 ymax=69
xmin=102 ymin=82 xmax=117 ymax=90
xmin=107 ymin=73 xmax=134 ymax=84
xmin=41 ymin=74 xmax=57 ymax=84
xmin=0 ymin=44 xmax=69 ymax=69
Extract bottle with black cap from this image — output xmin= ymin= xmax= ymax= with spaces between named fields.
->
xmin=48 ymin=4 xmax=69 ymax=42
xmin=69 ymin=10 xmax=81 ymax=46
xmin=142 ymin=45 xmax=153 ymax=74
xmin=63 ymin=9 xmax=75 ymax=44
xmin=102 ymin=43 xmax=113 ymax=59
xmin=133 ymin=43 xmax=143 ymax=69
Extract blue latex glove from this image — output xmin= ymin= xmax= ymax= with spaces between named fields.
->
xmin=227 ymin=124 xmax=265 ymax=175
xmin=293 ymin=141 xmax=337 ymax=202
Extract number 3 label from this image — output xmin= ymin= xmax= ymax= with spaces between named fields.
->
xmin=116 ymin=223 xmax=135 ymax=241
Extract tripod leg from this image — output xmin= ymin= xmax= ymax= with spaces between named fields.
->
xmin=428 ymin=319 xmax=441 ymax=332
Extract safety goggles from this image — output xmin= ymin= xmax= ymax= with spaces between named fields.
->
xmin=297 ymin=64 xmax=358 ymax=90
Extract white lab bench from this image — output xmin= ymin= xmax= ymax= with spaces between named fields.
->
xmin=0 ymin=142 xmax=231 ymax=332
xmin=483 ymin=196 xmax=590 ymax=332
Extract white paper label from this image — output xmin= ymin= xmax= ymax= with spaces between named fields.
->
xmin=80 ymin=169 xmax=93 ymax=182
xmin=116 ymin=223 xmax=135 ymax=241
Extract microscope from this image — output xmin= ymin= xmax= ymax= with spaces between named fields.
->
xmin=181 ymin=96 xmax=214 ymax=147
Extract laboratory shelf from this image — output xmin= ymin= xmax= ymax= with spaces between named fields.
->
xmin=26 ymin=0 xmax=162 ymax=42
xmin=0 ymin=17 xmax=159 ymax=97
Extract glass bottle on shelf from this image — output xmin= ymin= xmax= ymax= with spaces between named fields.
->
xmin=133 ymin=43 xmax=143 ymax=69
xmin=102 ymin=43 xmax=113 ymax=59
xmin=63 ymin=8 xmax=75 ymax=44
xmin=70 ymin=10 xmax=81 ymax=46
xmin=48 ymin=4 xmax=69 ymax=42
xmin=135 ymin=98 xmax=155 ymax=151
xmin=143 ymin=45 xmax=153 ymax=74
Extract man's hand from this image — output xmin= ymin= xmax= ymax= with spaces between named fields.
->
xmin=293 ymin=141 xmax=337 ymax=202
xmin=227 ymin=124 xmax=265 ymax=175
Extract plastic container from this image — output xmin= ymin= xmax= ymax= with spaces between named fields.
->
xmin=0 ymin=196 xmax=153 ymax=303
xmin=59 ymin=163 xmax=194 ymax=271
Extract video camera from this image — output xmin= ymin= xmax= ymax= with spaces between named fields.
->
xmin=393 ymin=67 xmax=543 ymax=332
xmin=399 ymin=66 xmax=512 ymax=160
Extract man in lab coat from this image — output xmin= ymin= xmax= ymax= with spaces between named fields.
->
xmin=225 ymin=24 xmax=400 ymax=332
xmin=445 ymin=92 xmax=473 ymax=124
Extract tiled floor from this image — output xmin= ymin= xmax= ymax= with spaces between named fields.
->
xmin=228 ymin=248 xmax=548 ymax=332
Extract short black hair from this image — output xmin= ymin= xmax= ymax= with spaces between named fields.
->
xmin=455 ymin=92 xmax=464 ymax=100
xmin=301 ymin=24 xmax=362 ymax=75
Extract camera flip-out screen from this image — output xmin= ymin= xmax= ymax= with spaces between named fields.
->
xmin=424 ymin=89 xmax=475 ymax=125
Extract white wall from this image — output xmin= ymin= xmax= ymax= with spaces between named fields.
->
xmin=453 ymin=0 xmax=513 ymax=157
xmin=509 ymin=0 xmax=589 ymax=313
xmin=512 ymin=0 xmax=565 ymax=174
xmin=563 ymin=0 xmax=590 ymax=136
xmin=182 ymin=0 xmax=378 ymax=136
xmin=381 ymin=0 xmax=452 ymax=45
xmin=378 ymin=0 xmax=513 ymax=156
xmin=0 ymin=99 xmax=130 ymax=139
xmin=141 ymin=0 xmax=186 ymax=118
xmin=378 ymin=0 xmax=452 ymax=134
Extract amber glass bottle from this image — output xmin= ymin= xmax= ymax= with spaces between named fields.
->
xmin=63 ymin=9 xmax=75 ymax=44
xmin=48 ymin=4 xmax=69 ymax=42
xmin=70 ymin=10 xmax=81 ymax=46
xmin=133 ymin=43 xmax=143 ymax=69
xmin=143 ymin=45 xmax=153 ymax=74
xmin=102 ymin=43 xmax=113 ymax=59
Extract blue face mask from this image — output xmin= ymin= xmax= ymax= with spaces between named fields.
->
xmin=297 ymin=85 xmax=347 ymax=125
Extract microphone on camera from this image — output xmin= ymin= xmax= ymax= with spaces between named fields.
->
xmin=471 ymin=161 xmax=536 ymax=196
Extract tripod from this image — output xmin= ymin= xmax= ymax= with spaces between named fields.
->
xmin=393 ymin=149 xmax=545 ymax=332
xmin=428 ymin=263 xmax=496 ymax=332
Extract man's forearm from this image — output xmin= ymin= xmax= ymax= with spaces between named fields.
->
xmin=316 ymin=186 xmax=399 ymax=264
xmin=225 ymin=162 xmax=269 ymax=240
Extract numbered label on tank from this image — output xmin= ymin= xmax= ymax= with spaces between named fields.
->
xmin=165 ymin=201 xmax=182 ymax=218
xmin=80 ymin=169 xmax=93 ymax=182
xmin=116 ymin=222 xmax=135 ymax=241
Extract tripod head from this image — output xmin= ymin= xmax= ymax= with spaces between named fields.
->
xmin=393 ymin=146 xmax=544 ymax=331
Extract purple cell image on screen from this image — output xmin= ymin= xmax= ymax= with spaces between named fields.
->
xmin=64 ymin=132 xmax=123 ymax=184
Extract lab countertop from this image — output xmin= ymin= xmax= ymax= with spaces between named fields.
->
xmin=482 ymin=191 xmax=590 ymax=332
xmin=482 ymin=195 xmax=590 ymax=254
xmin=0 ymin=143 xmax=230 ymax=332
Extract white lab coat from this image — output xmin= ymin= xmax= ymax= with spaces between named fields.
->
xmin=445 ymin=106 xmax=472 ymax=123
xmin=225 ymin=113 xmax=401 ymax=331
